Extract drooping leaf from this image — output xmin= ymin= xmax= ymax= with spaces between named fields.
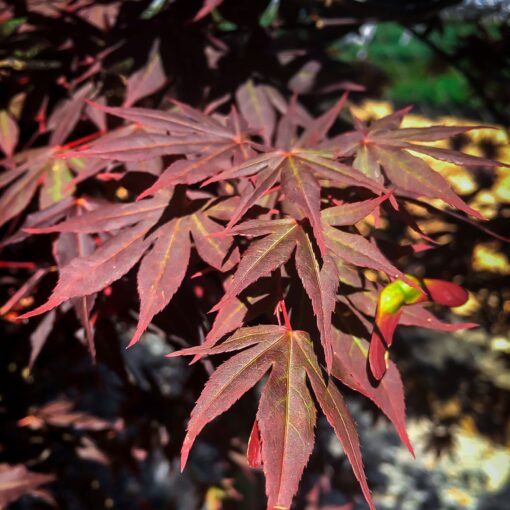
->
xmin=130 ymin=217 xmax=191 ymax=346
xmin=325 ymin=225 xmax=405 ymax=280
xmin=247 ymin=419 xmax=262 ymax=468
xmin=257 ymin=332 xmax=316 ymax=510
xmin=295 ymin=332 xmax=376 ymax=510
xmin=372 ymin=146 xmax=483 ymax=219
xmin=54 ymin=220 xmax=97 ymax=359
xmin=19 ymin=220 xmax=156 ymax=319
xmin=332 ymin=330 xmax=413 ymax=455
xmin=29 ymin=310 xmax=57 ymax=370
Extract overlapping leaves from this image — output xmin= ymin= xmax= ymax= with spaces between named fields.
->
xmin=4 ymin=83 xmax=505 ymax=510
xmin=20 ymin=190 xmax=240 ymax=347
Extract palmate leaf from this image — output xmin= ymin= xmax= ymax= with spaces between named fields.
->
xmin=215 ymin=208 xmax=409 ymax=370
xmin=0 ymin=139 xmax=108 ymax=228
xmin=169 ymin=326 xmax=375 ymax=510
xmin=73 ymin=105 xmax=253 ymax=188
xmin=257 ymin=332 xmax=317 ymax=510
xmin=21 ymin=192 xmax=239 ymax=345
xmin=14 ymin=83 xmax=507 ymax=510
xmin=202 ymin=102 xmax=388 ymax=250
xmin=19 ymin=220 xmax=157 ymax=319
xmin=212 ymin=149 xmax=386 ymax=234
xmin=209 ymin=152 xmax=388 ymax=277
xmin=327 ymin=109 xmax=505 ymax=219
xmin=297 ymin=334 xmax=375 ymax=510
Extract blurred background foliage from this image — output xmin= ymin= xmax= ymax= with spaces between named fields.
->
xmin=1 ymin=1 xmax=510 ymax=509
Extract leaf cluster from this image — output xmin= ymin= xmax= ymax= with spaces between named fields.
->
xmin=0 ymin=1 xmax=506 ymax=509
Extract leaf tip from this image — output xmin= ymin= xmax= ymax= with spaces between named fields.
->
xmin=18 ymin=300 xmax=60 ymax=320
